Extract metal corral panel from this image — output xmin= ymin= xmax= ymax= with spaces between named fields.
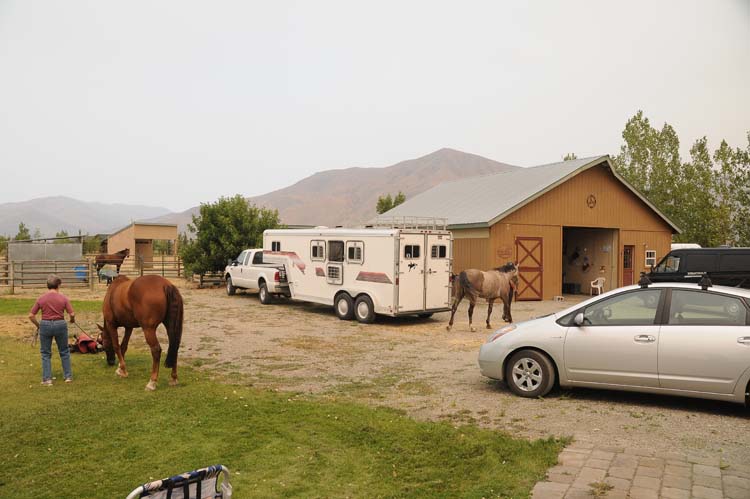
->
xmin=8 ymin=242 xmax=83 ymax=261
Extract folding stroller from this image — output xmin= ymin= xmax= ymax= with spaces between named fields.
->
xmin=126 ymin=464 xmax=232 ymax=499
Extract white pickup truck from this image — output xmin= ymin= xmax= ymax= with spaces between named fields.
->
xmin=224 ymin=249 xmax=289 ymax=304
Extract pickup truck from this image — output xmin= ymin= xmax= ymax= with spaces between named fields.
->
xmin=224 ymin=249 xmax=290 ymax=304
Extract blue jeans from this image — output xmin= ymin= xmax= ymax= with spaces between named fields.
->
xmin=39 ymin=320 xmax=72 ymax=381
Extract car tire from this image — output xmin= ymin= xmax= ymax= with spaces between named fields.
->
xmin=417 ymin=312 xmax=434 ymax=319
xmin=354 ymin=295 xmax=376 ymax=324
xmin=226 ymin=276 xmax=237 ymax=296
xmin=259 ymin=282 xmax=273 ymax=305
xmin=334 ymin=293 xmax=355 ymax=320
xmin=505 ymin=349 xmax=556 ymax=398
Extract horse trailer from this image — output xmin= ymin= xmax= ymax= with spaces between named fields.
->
xmin=262 ymin=226 xmax=453 ymax=323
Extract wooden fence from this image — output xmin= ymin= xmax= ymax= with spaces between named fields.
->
xmin=1 ymin=260 xmax=94 ymax=293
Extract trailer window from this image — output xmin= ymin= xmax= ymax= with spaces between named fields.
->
xmin=645 ymin=250 xmax=656 ymax=268
xmin=328 ymin=241 xmax=344 ymax=262
xmin=346 ymin=241 xmax=364 ymax=264
xmin=311 ymin=240 xmax=325 ymax=261
xmin=431 ymin=245 xmax=447 ymax=259
xmin=271 ymin=241 xmax=281 ymax=252
xmin=404 ymin=245 xmax=420 ymax=259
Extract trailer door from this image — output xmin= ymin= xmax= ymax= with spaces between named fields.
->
xmin=426 ymin=234 xmax=451 ymax=310
xmin=398 ymin=234 xmax=426 ymax=312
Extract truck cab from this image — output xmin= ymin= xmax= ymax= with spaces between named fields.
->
xmin=224 ymin=249 xmax=289 ymax=303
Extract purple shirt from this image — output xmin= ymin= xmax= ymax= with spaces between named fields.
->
xmin=30 ymin=292 xmax=74 ymax=321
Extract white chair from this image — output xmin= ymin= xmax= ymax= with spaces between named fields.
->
xmin=590 ymin=277 xmax=605 ymax=295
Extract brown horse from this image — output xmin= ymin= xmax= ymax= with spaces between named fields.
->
xmin=447 ymin=262 xmax=519 ymax=332
xmin=95 ymin=248 xmax=130 ymax=273
xmin=97 ymin=274 xmax=184 ymax=390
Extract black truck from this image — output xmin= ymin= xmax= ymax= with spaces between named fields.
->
xmin=648 ymin=247 xmax=750 ymax=288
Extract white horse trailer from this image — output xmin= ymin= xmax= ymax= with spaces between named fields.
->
xmin=262 ymin=227 xmax=452 ymax=323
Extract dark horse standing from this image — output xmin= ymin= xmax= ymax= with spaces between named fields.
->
xmin=447 ymin=262 xmax=519 ymax=332
xmin=95 ymin=248 xmax=130 ymax=273
xmin=97 ymin=275 xmax=184 ymax=390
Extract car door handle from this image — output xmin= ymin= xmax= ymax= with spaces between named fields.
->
xmin=738 ymin=337 xmax=750 ymax=345
xmin=634 ymin=335 xmax=656 ymax=343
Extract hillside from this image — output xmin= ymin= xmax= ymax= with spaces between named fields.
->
xmin=0 ymin=197 xmax=172 ymax=237
xmin=153 ymin=148 xmax=518 ymax=231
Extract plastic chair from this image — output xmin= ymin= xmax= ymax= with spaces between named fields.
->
xmin=126 ymin=464 xmax=232 ymax=499
xmin=590 ymin=277 xmax=605 ymax=295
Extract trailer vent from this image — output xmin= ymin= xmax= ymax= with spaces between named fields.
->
xmin=326 ymin=264 xmax=343 ymax=285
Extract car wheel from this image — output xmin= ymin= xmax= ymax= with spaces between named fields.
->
xmin=417 ymin=313 xmax=434 ymax=319
xmin=259 ymin=282 xmax=273 ymax=305
xmin=226 ymin=276 xmax=236 ymax=296
xmin=334 ymin=293 xmax=355 ymax=320
xmin=505 ymin=350 xmax=556 ymax=398
xmin=354 ymin=295 xmax=375 ymax=324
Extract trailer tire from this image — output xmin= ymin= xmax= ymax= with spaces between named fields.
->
xmin=226 ymin=276 xmax=237 ymax=296
xmin=259 ymin=282 xmax=273 ymax=305
xmin=334 ymin=293 xmax=355 ymax=320
xmin=417 ymin=313 xmax=434 ymax=319
xmin=354 ymin=295 xmax=376 ymax=324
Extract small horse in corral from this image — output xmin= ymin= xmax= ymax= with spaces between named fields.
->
xmin=447 ymin=262 xmax=519 ymax=332
xmin=95 ymin=248 xmax=130 ymax=273
xmin=97 ymin=274 xmax=184 ymax=390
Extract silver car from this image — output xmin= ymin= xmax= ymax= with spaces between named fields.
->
xmin=478 ymin=282 xmax=750 ymax=404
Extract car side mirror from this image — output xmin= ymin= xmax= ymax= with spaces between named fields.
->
xmin=574 ymin=312 xmax=585 ymax=327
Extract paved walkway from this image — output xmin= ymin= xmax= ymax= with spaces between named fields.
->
xmin=532 ymin=442 xmax=750 ymax=499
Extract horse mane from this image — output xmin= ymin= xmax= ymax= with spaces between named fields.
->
xmin=494 ymin=262 xmax=516 ymax=273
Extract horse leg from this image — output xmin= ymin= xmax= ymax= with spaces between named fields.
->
xmin=143 ymin=327 xmax=161 ymax=391
xmin=468 ymin=297 xmax=477 ymax=332
xmin=446 ymin=288 xmax=464 ymax=332
xmin=486 ymin=299 xmax=495 ymax=329
xmin=120 ymin=327 xmax=133 ymax=356
xmin=110 ymin=327 xmax=128 ymax=378
xmin=504 ymin=287 xmax=514 ymax=323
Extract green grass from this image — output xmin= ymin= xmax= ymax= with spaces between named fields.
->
xmin=0 ymin=337 xmax=564 ymax=498
xmin=0 ymin=297 xmax=102 ymax=315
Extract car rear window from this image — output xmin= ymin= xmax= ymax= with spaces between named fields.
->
xmin=668 ymin=290 xmax=747 ymax=326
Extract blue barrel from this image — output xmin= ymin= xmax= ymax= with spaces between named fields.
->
xmin=74 ymin=265 xmax=87 ymax=282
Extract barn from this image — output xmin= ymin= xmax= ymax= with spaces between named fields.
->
xmin=104 ymin=222 xmax=178 ymax=268
xmin=382 ymin=155 xmax=680 ymax=300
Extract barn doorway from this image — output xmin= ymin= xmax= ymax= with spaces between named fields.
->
xmin=562 ymin=228 xmax=617 ymax=295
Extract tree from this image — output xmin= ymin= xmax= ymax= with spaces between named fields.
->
xmin=563 ymin=153 xmax=577 ymax=161
xmin=32 ymin=228 xmax=42 ymax=240
xmin=0 ymin=235 xmax=8 ymax=256
xmin=54 ymin=230 xmax=70 ymax=244
xmin=83 ymin=235 xmax=103 ymax=254
xmin=14 ymin=222 xmax=30 ymax=241
xmin=179 ymin=195 xmax=282 ymax=276
xmin=376 ymin=191 xmax=406 ymax=214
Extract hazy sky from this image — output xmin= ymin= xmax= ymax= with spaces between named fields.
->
xmin=1 ymin=1 xmax=748 ymax=212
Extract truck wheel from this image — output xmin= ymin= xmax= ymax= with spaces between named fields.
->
xmin=505 ymin=349 xmax=556 ymax=398
xmin=354 ymin=295 xmax=375 ymax=324
xmin=334 ymin=293 xmax=355 ymax=320
xmin=259 ymin=282 xmax=273 ymax=305
xmin=226 ymin=276 xmax=236 ymax=296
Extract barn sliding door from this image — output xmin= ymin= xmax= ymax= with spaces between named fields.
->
xmin=515 ymin=237 xmax=543 ymax=301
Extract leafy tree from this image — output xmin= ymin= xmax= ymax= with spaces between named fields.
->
xmin=83 ymin=235 xmax=103 ymax=254
xmin=54 ymin=230 xmax=70 ymax=244
xmin=179 ymin=195 xmax=282 ymax=276
xmin=376 ymin=191 xmax=406 ymax=214
xmin=563 ymin=153 xmax=577 ymax=161
xmin=14 ymin=223 xmax=30 ymax=241
xmin=0 ymin=235 xmax=8 ymax=256
xmin=32 ymin=228 xmax=42 ymax=240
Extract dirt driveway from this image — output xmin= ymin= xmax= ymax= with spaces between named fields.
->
xmin=176 ymin=285 xmax=750 ymax=465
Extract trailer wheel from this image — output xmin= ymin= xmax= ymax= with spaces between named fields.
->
xmin=334 ymin=293 xmax=355 ymax=320
xmin=259 ymin=282 xmax=273 ymax=305
xmin=226 ymin=276 xmax=237 ymax=296
xmin=417 ymin=313 xmax=434 ymax=319
xmin=354 ymin=295 xmax=376 ymax=324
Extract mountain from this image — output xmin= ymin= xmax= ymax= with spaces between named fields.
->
xmin=0 ymin=196 xmax=172 ymax=237
xmin=151 ymin=148 xmax=519 ymax=231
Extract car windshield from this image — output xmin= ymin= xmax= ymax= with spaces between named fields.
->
xmin=653 ymin=255 xmax=680 ymax=273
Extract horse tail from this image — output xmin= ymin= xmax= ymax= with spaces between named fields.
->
xmin=164 ymin=284 xmax=183 ymax=369
xmin=458 ymin=270 xmax=472 ymax=292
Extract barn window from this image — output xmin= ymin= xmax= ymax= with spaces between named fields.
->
xmin=431 ymin=245 xmax=447 ymax=259
xmin=346 ymin=241 xmax=364 ymax=264
xmin=271 ymin=241 xmax=281 ymax=252
xmin=645 ymin=250 xmax=657 ymax=268
xmin=311 ymin=240 xmax=325 ymax=261
xmin=328 ymin=241 xmax=344 ymax=262
xmin=404 ymin=245 xmax=421 ymax=259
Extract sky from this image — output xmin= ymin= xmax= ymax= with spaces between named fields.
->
xmin=1 ymin=1 xmax=748 ymax=212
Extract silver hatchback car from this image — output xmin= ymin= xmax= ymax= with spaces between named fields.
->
xmin=478 ymin=281 xmax=750 ymax=404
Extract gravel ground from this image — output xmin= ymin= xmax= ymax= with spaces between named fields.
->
xmin=4 ymin=282 xmax=749 ymax=465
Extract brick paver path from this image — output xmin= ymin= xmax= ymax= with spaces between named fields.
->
xmin=532 ymin=441 xmax=750 ymax=499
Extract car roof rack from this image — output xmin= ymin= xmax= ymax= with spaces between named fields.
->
xmin=638 ymin=272 xmax=651 ymax=288
xmin=698 ymin=273 xmax=713 ymax=290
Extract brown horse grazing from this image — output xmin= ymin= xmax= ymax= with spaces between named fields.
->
xmin=95 ymin=248 xmax=130 ymax=273
xmin=97 ymin=274 xmax=184 ymax=391
xmin=447 ymin=262 xmax=519 ymax=332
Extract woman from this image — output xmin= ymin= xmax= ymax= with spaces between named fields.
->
xmin=28 ymin=274 xmax=75 ymax=385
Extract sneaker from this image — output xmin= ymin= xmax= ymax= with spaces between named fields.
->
xmin=64 ymin=378 xmax=73 ymax=383
xmin=41 ymin=380 xmax=53 ymax=386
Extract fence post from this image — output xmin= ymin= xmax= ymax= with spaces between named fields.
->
xmin=161 ymin=254 xmax=165 ymax=277
xmin=9 ymin=262 xmax=14 ymax=295
xmin=89 ymin=258 xmax=95 ymax=291
xmin=177 ymin=257 xmax=181 ymax=278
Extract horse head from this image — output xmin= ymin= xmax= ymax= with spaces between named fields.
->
xmin=96 ymin=323 xmax=117 ymax=366
xmin=122 ymin=248 xmax=130 ymax=257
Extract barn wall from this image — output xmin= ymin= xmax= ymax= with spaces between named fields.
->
xmin=620 ymin=230 xmax=672 ymax=277
xmin=452 ymin=237 xmax=490 ymax=273
xmin=133 ymin=224 xmax=178 ymax=241
xmin=107 ymin=225 xmax=136 ymax=255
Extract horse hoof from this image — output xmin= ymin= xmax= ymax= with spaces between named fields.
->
xmin=145 ymin=381 xmax=157 ymax=391
xmin=486 ymin=324 xmax=492 ymax=329
xmin=470 ymin=327 xmax=477 ymax=332
xmin=115 ymin=368 xmax=128 ymax=378
xmin=446 ymin=325 xmax=452 ymax=332
xmin=169 ymin=378 xmax=179 ymax=387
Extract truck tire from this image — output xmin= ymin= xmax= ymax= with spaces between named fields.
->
xmin=354 ymin=295 xmax=376 ymax=324
xmin=226 ymin=276 xmax=237 ymax=296
xmin=259 ymin=282 xmax=273 ymax=305
xmin=334 ymin=293 xmax=355 ymax=320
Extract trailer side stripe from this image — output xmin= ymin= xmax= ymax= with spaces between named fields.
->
xmin=356 ymin=272 xmax=392 ymax=284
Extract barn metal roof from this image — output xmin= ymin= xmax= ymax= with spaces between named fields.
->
xmin=379 ymin=155 xmax=681 ymax=233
